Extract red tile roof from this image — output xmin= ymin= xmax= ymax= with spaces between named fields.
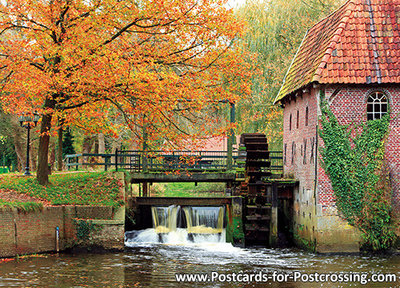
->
xmin=275 ymin=0 xmax=400 ymax=103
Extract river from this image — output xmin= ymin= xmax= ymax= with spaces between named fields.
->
xmin=0 ymin=228 xmax=399 ymax=287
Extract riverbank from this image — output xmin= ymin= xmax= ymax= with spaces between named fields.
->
xmin=0 ymin=171 xmax=124 ymax=208
xmin=0 ymin=172 xmax=126 ymax=258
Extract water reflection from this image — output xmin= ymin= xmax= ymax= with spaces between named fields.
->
xmin=0 ymin=243 xmax=399 ymax=287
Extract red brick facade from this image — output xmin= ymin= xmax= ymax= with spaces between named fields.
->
xmin=283 ymin=84 xmax=400 ymax=247
xmin=276 ymin=0 xmax=400 ymax=251
xmin=323 ymin=85 xmax=400 ymax=212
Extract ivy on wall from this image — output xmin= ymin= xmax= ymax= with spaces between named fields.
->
xmin=319 ymin=101 xmax=396 ymax=251
xmin=73 ymin=219 xmax=101 ymax=241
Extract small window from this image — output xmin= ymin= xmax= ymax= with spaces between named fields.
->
xmin=289 ymin=114 xmax=292 ymax=131
xmin=296 ymin=110 xmax=299 ymax=129
xmin=367 ymin=92 xmax=388 ymax=120
xmin=291 ymin=142 xmax=296 ymax=165
xmin=305 ymin=107 xmax=309 ymax=126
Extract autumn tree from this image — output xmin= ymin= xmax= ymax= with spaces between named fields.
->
xmin=0 ymin=0 xmax=252 ymax=184
xmin=235 ymin=0 xmax=342 ymax=148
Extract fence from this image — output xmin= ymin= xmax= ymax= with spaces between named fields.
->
xmin=66 ymin=150 xmax=241 ymax=172
xmin=65 ymin=149 xmax=283 ymax=175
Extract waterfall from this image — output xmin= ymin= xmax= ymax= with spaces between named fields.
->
xmin=125 ymin=205 xmax=225 ymax=245
xmin=183 ymin=207 xmax=224 ymax=234
xmin=151 ymin=205 xmax=181 ymax=233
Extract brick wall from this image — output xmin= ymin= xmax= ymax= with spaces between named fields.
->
xmin=282 ymin=86 xmax=319 ymax=244
xmin=282 ymin=83 xmax=400 ymax=251
xmin=0 ymin=206 xmax=125 ymax=258
xmin=322 ymin=84 xmax=400 ymax=213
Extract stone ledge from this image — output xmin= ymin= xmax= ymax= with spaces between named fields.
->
xmin=75 ymin=218 xmax=124 ymax=225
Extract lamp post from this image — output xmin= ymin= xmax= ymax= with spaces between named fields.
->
xmin=18 ymin=112 xmax=40 ymax=176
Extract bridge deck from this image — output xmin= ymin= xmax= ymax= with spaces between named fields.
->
xmin=135 ymin=197 xmax=232 ymax=206
xmin=127 ymin=172 xmax=236 ymax=183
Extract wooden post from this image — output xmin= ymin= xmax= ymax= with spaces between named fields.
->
xmin=57 ymin=119 xmax=63 ymax=171
xmin=270 ymin=182 xmax=278 ymax=247
xmin=227 ymin=102 xmax=235 ymax=170
xmin=143 ymin=182 xmax=149 ymax=197
xmin=104 ymin=156 xmax=108 ymax=171
xmin=115 ymin=148 xmax=118 ymax=171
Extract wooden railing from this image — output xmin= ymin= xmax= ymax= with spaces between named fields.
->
xmin=65 ymin=149 xmax=283 ymax=174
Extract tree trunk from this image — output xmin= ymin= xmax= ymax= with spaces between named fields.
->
xmin=37 ymin=99 xmax=55 ymax=185
xmin=82 ymin=135 xmax=95 ymax=166
xmin=49 ymin=142 xmax=56 ymax=174
xmin=57 ymin=119 xmax=64 ymax=171
xmin=13 ymin=137 xmax=25 ymax=172
xmin=98 ymin=133 xmax=105 ymax=154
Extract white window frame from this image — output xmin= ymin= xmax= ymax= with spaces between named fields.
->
xmin=367 ymin=92 xmax=388 ymax=120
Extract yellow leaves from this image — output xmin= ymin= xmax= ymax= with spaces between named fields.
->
xmin=0 ymin=0 xmax=255 ymax=150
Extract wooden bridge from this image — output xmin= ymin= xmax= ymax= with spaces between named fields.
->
xmin=65 ymin=134 xmax=297 ymax=248
xmin=65 ymin=149 xmax=283 ymax=176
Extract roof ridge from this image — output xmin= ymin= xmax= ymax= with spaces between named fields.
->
xmin=273 ymin=30 xmax=309 ymax=104
xmin=313 ymin=2 xmax=355 ymax=82
xmin=305 ymin=0 xmax=352 ymax=32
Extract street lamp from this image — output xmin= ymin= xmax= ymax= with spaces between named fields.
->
xmin=18 ymin=112 xmax=40 ymax=176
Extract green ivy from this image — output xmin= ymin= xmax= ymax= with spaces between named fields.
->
xmin=319 ymin=101 xmax=396 ymax=251
xmin=73 ymin=219 xmax=101 ymax=241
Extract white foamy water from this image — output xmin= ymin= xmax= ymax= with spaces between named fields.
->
xmin=125 ymin=228 xmax=227 ymax=246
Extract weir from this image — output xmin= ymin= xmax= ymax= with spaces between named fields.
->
xmin=151 ymin=206 xmax=181 ymax=233
xmin=124 ymin=133 xmax=298 ymax=248
xmin=183 ymin=206 xmax=224 ymax=234
xmin=126 ymin=205 xmax=226 ymax=244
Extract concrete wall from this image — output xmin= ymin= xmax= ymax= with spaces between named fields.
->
xmin=0 ymin=205 xmax=125 ymax=258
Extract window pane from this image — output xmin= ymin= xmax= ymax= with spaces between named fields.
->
xmin=367 ymin=92 xmax=388 ymax=121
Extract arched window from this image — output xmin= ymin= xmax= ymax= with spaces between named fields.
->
xmin=305 ymin=107 xmax=309 ymax=126
xmin=289 ymin=114 xmax=292 ymax=131
xmin=367 ymin=92 xmax=388 ymax=120
xmin=296 ymin=110 xmax=299 ymax=129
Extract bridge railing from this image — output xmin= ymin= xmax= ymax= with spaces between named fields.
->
xmin=65 ymin=153 xmax=114 ymax=171
xmin=65 ymin=150 xmax=284 ymax=174
xmin=115 ymin=150 xmax=241 ymax=172
xmin=65 ymin=150 xmax=242 ymax=172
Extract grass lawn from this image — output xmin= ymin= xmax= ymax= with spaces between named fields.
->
xmin=0 ymin=172 xmax=124 ymax=208
xmin=0 ymin=199 xmax=43 ymax=211
xmin=132 ymin=182 xmax=226 ymax=197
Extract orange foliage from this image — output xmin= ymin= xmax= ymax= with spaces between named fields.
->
xmin=0 ymin=0 xmax=254 ymax=183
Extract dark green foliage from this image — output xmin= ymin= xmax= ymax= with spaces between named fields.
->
xmin=73 ymin=219 xmax=101 ymax=241
xmin=0 ymin=111 xmax=18 ymax=171
xmin=62 ymin=128 xmax=75 ymax=157
xmin=319 ymin=102 xmax=396 ymax=251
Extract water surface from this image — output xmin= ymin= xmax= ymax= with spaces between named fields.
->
xmin=0 ymin=230 xmax=399 ymax=287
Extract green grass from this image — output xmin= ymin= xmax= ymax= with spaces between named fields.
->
xmin=133 ymin=182 xmax=226 ymax=197
xmin=0 ymin=172 xmax=124 ymax=207
xmin=0 ymin=199 xmax=43 ymax=212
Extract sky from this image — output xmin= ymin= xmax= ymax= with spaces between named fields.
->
xmin=226 ymin=0 xmax=247 ymax=9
